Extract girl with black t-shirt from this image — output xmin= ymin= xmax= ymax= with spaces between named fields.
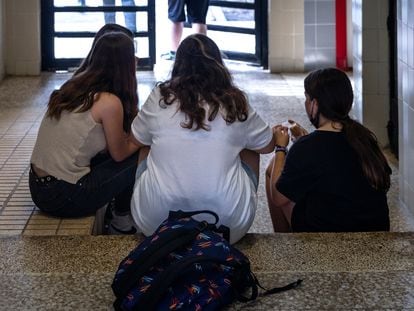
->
xmin=266 ymin=68 xmax=391 ymax=232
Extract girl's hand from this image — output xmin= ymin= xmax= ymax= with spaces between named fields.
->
xmin=273 ymin=125 xmax=290 ymax=147
xmin=288 ymin=119 xmax=308 ymax=141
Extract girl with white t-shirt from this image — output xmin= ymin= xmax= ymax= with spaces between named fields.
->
xmin=130 ymin=34 xmax=275 ymax=243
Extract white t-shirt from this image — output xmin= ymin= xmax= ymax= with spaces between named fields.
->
xmin=131 ymin=87 xmax=272 ymax=243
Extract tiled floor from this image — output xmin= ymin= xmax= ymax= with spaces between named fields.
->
xmin=0 ymin=74 xmax=96 ymax=236
xmin=0 ymin=63 xmax=413 ymax=237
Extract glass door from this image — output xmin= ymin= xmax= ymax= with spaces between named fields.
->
xmin=205 ymin=0 xmax=268 ymax=67
xmin=41 ymin=0 xmax=155 ymax=71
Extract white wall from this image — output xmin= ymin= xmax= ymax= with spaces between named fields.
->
xmin=268 ymin=0 xmax=304 ymax=72
xmin=5 ymin=0 xmax=40 ymax=75
xmin=352 ymin=0 xmax=363 ymax=121
xmin=398 ymin=0 xmax=414 ymax=216
xmin=268 ymin=0 xmax=353 ymax=73
xmin=352 ymin=0 xmax=389 ymax=146
xmin=304 ymin=0 xmax=336 ymax=71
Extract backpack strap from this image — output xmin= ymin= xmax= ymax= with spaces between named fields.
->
xmin=169 ymin=209 xmax=220 ymax=225
xmin=112 ymin=221 xmax=209 ymax=298
xmin=136 ymin=255 xmax=253 ymax=311
xmin=169 ymin=210 xmax=230 ymax=241
xmin=215 ymin=224 xmax=230 ymax=242
xmin=256 ymin=276 xmax=303 ymax=296
xmin=234 ymin=272 xmax=302 ymax=301
xmin=260 ymin=279 xmax=303 ymax=295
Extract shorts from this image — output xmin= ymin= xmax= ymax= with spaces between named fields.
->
xmin=168 ymin=0 xmax=209 ymax=24
xmin=241 ymin=161 xmax=258 ymax=192
xmin=135 ymin=159 xmax=258 ymax=192
xmin=135 ymin=158 xmax=148 ymax=180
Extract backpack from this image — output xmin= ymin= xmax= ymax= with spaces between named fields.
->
xmin=111 ymin=210 xmax=302 ymax=311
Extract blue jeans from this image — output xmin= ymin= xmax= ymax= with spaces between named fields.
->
xmin=29 ymin=152 xmax=138 ymax=218
xmin=103 ymin=0 xmax=136 ymax=32
xmin=241 ymin=161 xmax=258 ymax=191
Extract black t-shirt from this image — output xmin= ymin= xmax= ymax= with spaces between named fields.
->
xmin=276 ymin=131 xmax=390 ymax=232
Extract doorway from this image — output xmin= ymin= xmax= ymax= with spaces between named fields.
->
xmin=41 ymin=0 xmax=155 ymax=70
xmin=41 ymin=0 xmax=268 ymax=71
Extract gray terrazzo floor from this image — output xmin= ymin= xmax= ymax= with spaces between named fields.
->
xmin=1 ymin=233 xmax=413 ymax=310
xmin=1 ymin=63 xmax=414 ymax=310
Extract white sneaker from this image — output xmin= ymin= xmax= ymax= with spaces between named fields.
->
xmin=108 ymin=212 xmax=138 ymax=235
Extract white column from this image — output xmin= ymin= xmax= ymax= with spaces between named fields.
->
xmin=398 ymin=0 xmax=414 ymax=216
xmin=352 ymin=0 xmax=389 ymax=146
xmin=268 ymin=0 xmax=304 ymax=72
xmin=5 ymin=0 xmax=41 ymax=75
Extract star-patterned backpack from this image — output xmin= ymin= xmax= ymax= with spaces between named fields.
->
xmin=111 ymin=210 xmax=302 ymax=311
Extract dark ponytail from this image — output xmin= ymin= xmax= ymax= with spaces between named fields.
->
xmin=305 ymin=68 xmax=391 ymax=191
xmin=341 ymin=118 xmax=391 ymax=191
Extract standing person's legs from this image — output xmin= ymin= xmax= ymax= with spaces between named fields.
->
xmin=122 ymin=0 xmax=137 ymax=32
xmin=167 ymin=0 xmax=186 ymax=53
xmin=103 ymin=0 xmax=116 ymax=24
xmin=192 ymin=23 xmax=207 ymax=35
xmin=187 ymin=0 xmax=209 ymax=35
xmin=170 ymin=21 xmax=184 ymax=51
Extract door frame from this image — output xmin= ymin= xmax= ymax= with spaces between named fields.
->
xmin=41 ymin=0 xmax=268 ymax=70
xmin=387 ymin=0 xmax=398 ymax=157
xmin=198 ymin=0 xmax=268 ymax=67
xmin=41 ymin=0 xmax=155 ymax=71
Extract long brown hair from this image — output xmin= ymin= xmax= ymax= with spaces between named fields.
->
xmin=47 ymin=32 xmax=138 ymax=132
xmin=158 ymin=34 xmax=248 ymax=131
xmin=304 ymin=68 xmax=391 ymax=191
xmin=74 ymin=24 xmax=134 ymax=76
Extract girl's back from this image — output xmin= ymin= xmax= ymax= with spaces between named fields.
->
xmin=131 ymin=87 xmax=272 ymax=243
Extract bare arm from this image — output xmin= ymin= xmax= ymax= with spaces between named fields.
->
xmin=92 ymin=92 xmax=146 ymax=162
xmin=266 ymin=125 xmax=295 ymax=224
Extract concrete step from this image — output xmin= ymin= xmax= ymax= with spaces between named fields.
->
xmin=0 ymin=232 xmax=413 ymax=310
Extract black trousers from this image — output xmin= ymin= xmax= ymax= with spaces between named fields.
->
xmin=29 ymin=152 xmax=138 ymax=218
